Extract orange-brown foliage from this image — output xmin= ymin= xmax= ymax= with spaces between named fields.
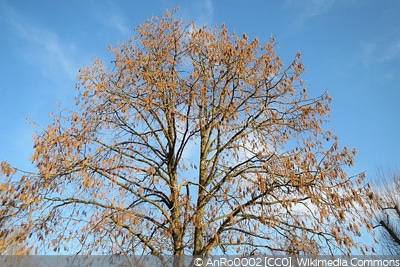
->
xmin=0 ymin=9 xmax=377 ymax=256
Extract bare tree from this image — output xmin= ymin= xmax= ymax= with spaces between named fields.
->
xmin=373 ymin=169 xmax=400 ymax=255
xmin=0 ymin=9 xmax=376 ymax=256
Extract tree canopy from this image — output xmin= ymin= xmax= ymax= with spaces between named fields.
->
xmin=0 ymin=10 xmax=376 ymax=256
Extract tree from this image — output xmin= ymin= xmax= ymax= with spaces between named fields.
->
xmin=0 ymin=9 xmax=376 ymax=256
xmin=0 ymin=230 xmax=32 ymax=256
xmin=0 ymin=171 xmax=33 ymax=255
xmin=373 ymin=169 xmax=400 ymax=255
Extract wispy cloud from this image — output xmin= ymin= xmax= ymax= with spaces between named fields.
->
xmin=109 ymin=13 xmax=131 ymax=37
xmin=361 ymin=38 xmax=400 ymax=66
xmin=285 ymin=0 xmax=336 ymax=27
xmin=383 ymin=39 xmax=400 ymax=62
xmin=93 ymin=1 xmax=132 ymax=38
xmin=303 ymin=0 xmax=335 ymax=18
xmin=180 ymin=0 xmax=214 ymax=27
xmin=195 ymin=0 xmax=214 ymax=26
xmin=1 ymin=4 xmax=80 ymax=79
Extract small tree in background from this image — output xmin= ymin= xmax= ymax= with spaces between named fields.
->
xmin=373 ymin=169 xmax=400 ymax=255
xmin=0 ymin=9 xmax=376 ymax=256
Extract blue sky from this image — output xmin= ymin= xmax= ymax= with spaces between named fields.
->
xmin=0 ymin=0 xmax=399 ymax=251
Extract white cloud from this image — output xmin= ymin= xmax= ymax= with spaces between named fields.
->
xmin=285 ymin=0 xmax=336 ymax=27
xmin=360 ymin=38 xmax=400 ymax=66
xmin=304 ymin=0 xmax=335 ymax=17
xmin=96 ymin=2 xmax=131 ymax=37
xmin=383 ymin=39 xmax=400 ymax=62
xmin=109 ymin=13 xmax=131 ymax=37
xmin=1 ymin=4 xmax=80 ymax=79
xmin=197 ymin=0 xmax=214 ymax=26
xmin=180 ymin=0 xmax=214 ymax=27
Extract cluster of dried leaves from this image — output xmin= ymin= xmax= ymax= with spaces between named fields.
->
xmin=0 ymin=10 xmax=377 ymax=256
